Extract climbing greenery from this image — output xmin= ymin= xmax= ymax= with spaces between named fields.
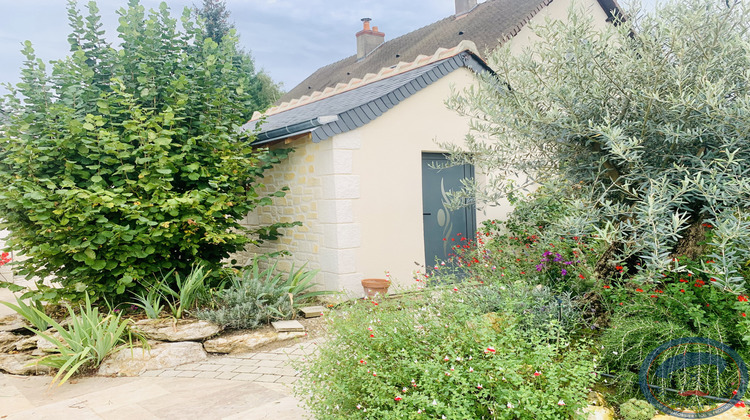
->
xmin=444 ymin=0 xmax=750 ymax=288
xmin=0 ymin=0 xmax=295 ymax=303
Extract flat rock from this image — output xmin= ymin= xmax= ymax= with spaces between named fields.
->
xmin=299 ymin=306 xmax=327 ymax=318
xmin=14 ymin=335 xmax=38 ymax=351
xmin=0 ymin=314 xmax=30 ymax=334
xmin=580 ymin=406 xmax=614 ymax=420
xmin=0 ymin=353 xmax=51 ymax=375
xmin=203 ymin=330 xmax=305 ymax=354
xmin=0 ymin=331 xmax=23 ymax=353
xmin=98 ymin=341 xmax=208 ymax=377
xmin=271 ymin=320 xmax=305 ymax=332
xmin=132 ymin=318 xmax=221 ymax=342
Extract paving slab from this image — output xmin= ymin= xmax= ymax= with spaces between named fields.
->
xmin=271 ymin=320 xmax=305 ymax=332
xmin=0 ymin=372 xmax=308 ymax=419
xmin=299 ymin=306 xmax=327 ymax=318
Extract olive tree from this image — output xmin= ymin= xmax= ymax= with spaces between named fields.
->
xmin=444 ymin=0 xmax=750 ymax=289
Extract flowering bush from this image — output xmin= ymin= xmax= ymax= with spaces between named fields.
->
xmin=297 ymin=287 xmax=596 ymax=419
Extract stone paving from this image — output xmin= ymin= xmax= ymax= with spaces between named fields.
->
xmin=140 ymin=340 xmax=323 ymax=385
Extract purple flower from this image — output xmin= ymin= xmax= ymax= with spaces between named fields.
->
xmin=561 ymin=269 xmax=568 ymax=276
xmin=564 ymin=261 xmax=573 ymax=265
xmin=536 ymin=263 xmax=545 ymax=272
xmin=542 ymin=251 xmax=552 ymax=257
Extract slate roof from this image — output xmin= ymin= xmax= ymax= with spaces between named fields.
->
xmin=245 ymin=46 xmax=492 ymax=145
xmin=280 ymin=0 xmax=622 ymax=103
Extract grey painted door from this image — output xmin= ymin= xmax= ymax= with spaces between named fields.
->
xmin=421 ymin=153 xmax=476 ymax=267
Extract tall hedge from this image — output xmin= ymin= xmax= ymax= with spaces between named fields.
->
xmin=0 ymin=0 xmax=294 ymax=302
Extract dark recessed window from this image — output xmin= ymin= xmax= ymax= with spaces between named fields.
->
xmin=458 ymin=31 xmax=464 ymax=35
xmin=396 ymin=54 xmax=400 ymax=58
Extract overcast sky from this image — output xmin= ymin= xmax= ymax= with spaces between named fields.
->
xmin=0 ymin=0 xmax=650 ymax=98
xmin=0 ymin=0 xmax=468 ymax=97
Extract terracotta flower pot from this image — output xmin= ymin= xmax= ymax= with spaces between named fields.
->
xmin=361 ymin=278 xmax=391 ymax=299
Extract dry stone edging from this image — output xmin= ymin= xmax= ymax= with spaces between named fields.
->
xmin=132 ymin=318 xmax=222 ymax=342
xmin=98 ymin=341 xmax=208 ymax=377
xmin=0 ymin=353 xmax=52 ymax=375
xmin=0 ymin=314 xmax=30 ymax=334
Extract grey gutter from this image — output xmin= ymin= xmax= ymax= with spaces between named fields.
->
xmin=252 ymin=115 xmax=339 ymax=146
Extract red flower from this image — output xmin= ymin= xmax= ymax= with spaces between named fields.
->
xmin=679 ymin=279 xmax=688 ymax=283
xmin=742 ymin=313 xmax=747 ymax=317
xmin=680 ymin=289 xmax=685 ymax=293
xmin=735 ymin=400 xmax=745 ymax=408
xmin=484 ymin=347 xmax=496 ymax=354
xmin=359 ymin=359 xmax=367 ymax=364
xmin=603 ymin=285 xmax=611 ymax=289
xmin=650 ymin=294 xmax=658 ymax=298
xmin=394 ymin=396 xmax=402 ymax=401
xmin=579 ymin=274 xmax=585 ymax=279
xmin=615 ymin=265 xmax=623 ymax=271
xmin=533 ymin=371 xmax=541 ymax=377
xmin=369 ymin=334 xmax=375 ymax=338
xmin=739 ymin=295 xmax=749 ymax=302
xmin=636 ymin=288 xmax=644 ymax=293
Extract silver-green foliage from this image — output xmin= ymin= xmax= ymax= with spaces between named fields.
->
xmin=444 ymin=0 xmax=750 ymax=289
xmin=193 ymin=260 xmax=326 ymax=330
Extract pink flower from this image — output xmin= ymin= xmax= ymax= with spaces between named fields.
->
xmin=402 ymin=387 xmax=407 ymax=393
xmin=469 ymin=367 xmax=474 ymax=372
xmin=356 ymin=404 xmax=362 ymax=410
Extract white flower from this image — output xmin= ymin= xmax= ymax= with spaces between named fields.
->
xmin=507 ymin=402 xmax=515 ymax=409
xmin=432 ymin=399 xmax=438 ymax=406
xmin=558 ymin=400 xmax=566 ymax=406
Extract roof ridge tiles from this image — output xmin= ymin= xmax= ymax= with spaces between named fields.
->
xmin=250 ymin=40 xmax=480 ymax=121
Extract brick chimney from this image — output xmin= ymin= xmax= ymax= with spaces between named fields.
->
xmin=455 ymin=0 xmax=477 ymax=16
xmin=356 ymin=18 xmax=385 ymax=60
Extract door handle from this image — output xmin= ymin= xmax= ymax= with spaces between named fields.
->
xmin=423 ymin=213 xmax=431 ymax=216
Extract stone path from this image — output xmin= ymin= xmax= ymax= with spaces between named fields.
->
xmin=0 ymin=339 xmax=325 ymax=419
xmin=140 ymin=340 xmax=323 ymax=385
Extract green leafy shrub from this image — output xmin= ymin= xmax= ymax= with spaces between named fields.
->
xmin=23 ymin=295 xmax=143 ymax=386
xmin=193 ymin=260 xmax=325 ymax=329
xmin=297 ymin=287 xmax=596 ymax=419
xmin=0 ymin=1 xmax=295 ymax=303
xmin=463 ymin=282 xmax=585 ymax=333
xmin=618 ymin=399 xmax=655 ymax=420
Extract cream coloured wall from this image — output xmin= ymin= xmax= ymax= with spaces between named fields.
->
xmin=351 ymin=67 xmax=510 ymax=291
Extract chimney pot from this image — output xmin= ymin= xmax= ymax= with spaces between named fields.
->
xmin=356 ymin=18 xmax=385 ymax=60
xmin=455 ymin=0 xmax=478 ymax=16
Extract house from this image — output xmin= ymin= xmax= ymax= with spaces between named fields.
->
xmin=238 ymin=0 xmax=622 ymax=294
